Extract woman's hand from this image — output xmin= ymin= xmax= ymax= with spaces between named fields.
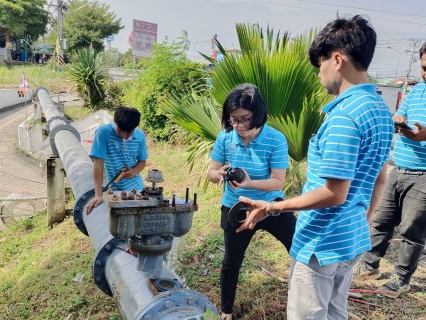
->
xmin=228 ymin=168 xmax=251 ymax=189
xmin=216 ymin=164 xmax=231 ymax=186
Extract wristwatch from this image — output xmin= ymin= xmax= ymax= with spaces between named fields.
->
xmin=269 ymin=201 xmax=280 ymax=217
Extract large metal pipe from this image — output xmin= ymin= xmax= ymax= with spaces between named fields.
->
xmin=36 ymin=88 xmax=218 ymax=320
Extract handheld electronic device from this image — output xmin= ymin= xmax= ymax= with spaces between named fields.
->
xmin=394 ymin=121 xmax=413 ymax=130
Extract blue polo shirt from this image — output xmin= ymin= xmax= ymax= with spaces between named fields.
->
xmin=90 ymin=123 xmax=148 ymax=191
xmin=290 ymin=84 xmax=394 ymax=266
xmin=393 ymin=80 xmax=426 ymax=170
xmin=210 ymin=124 xmax=289 ymax=208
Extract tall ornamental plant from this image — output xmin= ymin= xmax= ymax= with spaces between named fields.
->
xmin=67 ymin=48 xmax=109 ymax=108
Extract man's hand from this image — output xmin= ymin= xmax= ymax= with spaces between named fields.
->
xmin=236 ymin=196 xmax=270 ymax=232
xmin=86 ymin=195 xmax=103 ymax=214
xmin=399 ymin=122 xmax=426 ymax=141
xmin=393 ymin=114 xmax=407 ymax=123
xmin=121 ymin=167 xmax=136 ymax=179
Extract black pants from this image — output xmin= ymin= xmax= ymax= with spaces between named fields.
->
xmin=362 ymin=167 xmax=426 ymax=283
xmin=220 ymin=205 xmax=296 ymax=314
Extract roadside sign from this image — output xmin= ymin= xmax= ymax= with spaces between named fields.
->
xmin=132 ymin=19 xmax=157 ymax=58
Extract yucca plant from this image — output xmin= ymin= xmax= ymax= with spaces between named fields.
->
xmin=160 ymin=23 xmax=331 ymax=191
xmin=67 ymin=48 xmax=109 ymax=108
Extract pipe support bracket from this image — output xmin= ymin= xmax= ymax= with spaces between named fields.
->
xmin=46 ymin=115 xmax=70 ymax=134
xmin=49 ymin=124 xmax=81 ymax=157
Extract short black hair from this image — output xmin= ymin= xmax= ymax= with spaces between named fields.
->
xmin=221 ymin=83 xmax=267 ymax=132
xmin=114 ymin=106 xmax=141 ymax=132
xmin=309 ymin=15 xmax=376 ymax=71
xmin=419 ymin=42 xmax=426 ymax=59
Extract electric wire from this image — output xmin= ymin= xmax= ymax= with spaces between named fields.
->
xmin=252 ymin=0 xmax=426 ymax=27
xmin=297 ymin=0 xmax=426 ymax=19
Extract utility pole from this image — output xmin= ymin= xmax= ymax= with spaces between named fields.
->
xmin=57 ymin=0 xmax=64 ymax=59
xmin=403 ymin=39 xmax=423 ymax=95
xmin=57 ymin=0 xmax=64 ymax=104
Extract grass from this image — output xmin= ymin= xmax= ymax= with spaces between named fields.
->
xmin=0 ymin=64 xmax=72 ymax=93
xmin=1 ymin=124 xmax=426 ymax=318
xmin=64 ymin=105 xmax=94 ymax=122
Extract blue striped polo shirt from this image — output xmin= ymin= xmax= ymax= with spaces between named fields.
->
xmin=393 ymin=80 xmax=426 ymax=170
xmin=90 ymin=123 xmax=148 ymax=191
xmin=290 ymin=84 xmax=394 ymax=266
xmin=210 ymin=124 xmax=289 ymax=208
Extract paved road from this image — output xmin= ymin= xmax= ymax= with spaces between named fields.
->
xmin=0 ymin=102 xmax=47 ymax=230
xmin=108 ymin=68 xmax=134 ymax=81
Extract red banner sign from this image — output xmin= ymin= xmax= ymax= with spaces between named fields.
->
xmin=132 ymin=19 xmax=158 ymax=58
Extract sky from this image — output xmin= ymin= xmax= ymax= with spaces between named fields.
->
xmin=99 ymin=0 xmax=426 ymax=80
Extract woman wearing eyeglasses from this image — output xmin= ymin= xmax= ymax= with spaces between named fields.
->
xmin=207 ymin=83 xmax=296 ymax=320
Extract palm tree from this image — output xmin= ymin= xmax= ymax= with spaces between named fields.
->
xmin=160 ymin=23 xmax=331 ymax=191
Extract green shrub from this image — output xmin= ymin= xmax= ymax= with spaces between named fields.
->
xmin=67 ymin=48 xmax=109 ymax=108
xmin=123 ymin=32 xmax=207 ymax=141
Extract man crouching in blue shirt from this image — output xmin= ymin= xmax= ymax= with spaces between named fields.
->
xmin=86 ymin=106 xmax=148 ymax=214
xmin=237 ymin=16 xmax=394 ymax=319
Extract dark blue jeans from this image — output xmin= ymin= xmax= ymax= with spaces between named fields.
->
xmin=220 ymin=205 xmax=296 ymax=314
xmin=362 ymin=167 xmax=426 ymax=283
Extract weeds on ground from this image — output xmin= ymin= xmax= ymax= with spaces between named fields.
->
xmin=1 ymin=137 xmax=425 ymax=319
xmin=64 ymin=105 xmax=93 ymax=122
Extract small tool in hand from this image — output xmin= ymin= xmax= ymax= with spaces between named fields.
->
xmin=102 ymin=166 xmax=131 ymax=192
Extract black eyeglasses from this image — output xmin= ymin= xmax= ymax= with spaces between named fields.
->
xmin=228 ymin=118 xmax=252 ymax=127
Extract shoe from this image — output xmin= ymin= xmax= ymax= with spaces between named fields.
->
xmin=353 ymin=261 xmax=381 ymax=280
xmin=379 ymin=274 xmax=410 ymax=298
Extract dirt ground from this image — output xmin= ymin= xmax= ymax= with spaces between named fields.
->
xmin=349 ymin=238 xmax=426 ymax=320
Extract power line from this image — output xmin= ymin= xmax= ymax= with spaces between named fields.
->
xmin=0 ymin=171 xmax=46 ymax=185
xmin=252 ymin=0 xmax=426 ymax=27
xmin=297 ymin=0 xmax=426 ymax=19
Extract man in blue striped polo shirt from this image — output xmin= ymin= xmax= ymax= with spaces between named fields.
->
xmin=354 ymin=42 xmax=426 ymax=298
xmin=86 ymin=106 xmax=148 ymax=214
xmin=237 ymin=16 xmax=394 ymax=319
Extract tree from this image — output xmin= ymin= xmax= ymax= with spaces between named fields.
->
xmin=103 ymin=47 xmax=123 ymax=68
xmin=123 ymin=31 xmax=208 ymax=141
xmin=0 ymin=0 xmax=48 ymax=39
xmin=0 ymin=0 xmax=49 ymax=62
xmin=45 ymin=0 xmax=123 ymax=53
